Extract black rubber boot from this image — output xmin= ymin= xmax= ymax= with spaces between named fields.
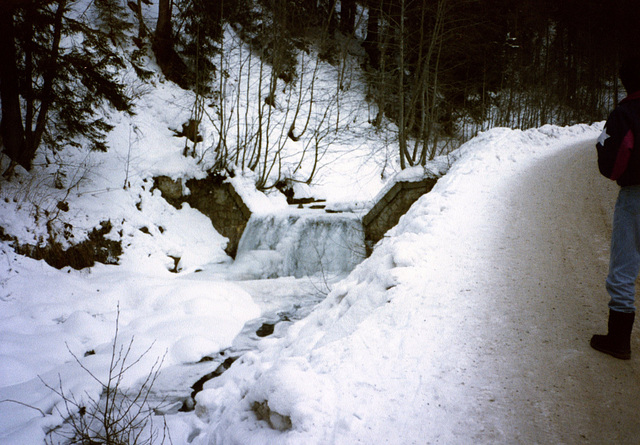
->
xmin=590 ymin=310 xmax=635 ymax=360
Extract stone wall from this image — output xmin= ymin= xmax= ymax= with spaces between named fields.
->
xmin=154 ymin=175 xmax=251 ymax=258
xmin=155 ymin=173 xmax=439 ymax=259
xmin=362 ymin=178 xmax=437 ymax=254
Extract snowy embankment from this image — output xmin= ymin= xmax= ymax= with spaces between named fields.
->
xmin=0 ymin=47 xmax=385 ymax=443
xmin=0 ymin=80 xmax=263 ymax=444
xmin=5 ymin=121 xmax=633 ymax=445
xmin=190 ymin=123 xmax=617 ymax=444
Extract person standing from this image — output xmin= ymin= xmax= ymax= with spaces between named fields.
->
xmin=592 ymin=57 xmax=640 ymax=360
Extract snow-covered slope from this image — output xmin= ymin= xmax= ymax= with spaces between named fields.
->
xmin=186 ymin=123 xmax=640 ymax=445
xmin=0 ymin=25 xmax=391 ymax=443
xmin=6 ymin=121 xmax=637 ymax=444
xmin=3 ymin=12 xmax=635 ymax=442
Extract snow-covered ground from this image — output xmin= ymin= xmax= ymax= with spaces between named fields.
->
xmin=3 ymin=13 xmax=639 ymax=442
xmin=6 ymin=120 xmax=640 ymax=444
xmin=186 ymin=123 xmax=638 ymax=445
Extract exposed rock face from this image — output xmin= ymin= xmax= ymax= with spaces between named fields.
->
xmin=4 ymin=221 xmax=122 ymax=270
xmin=154 ymin=174 xmax=251 ymax=258
xmin=251 ymin=400 xmax=292 ymax=431
xmin=154 ymin=176 xmax=183 ymax=204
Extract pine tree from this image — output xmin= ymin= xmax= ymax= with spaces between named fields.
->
xmin=175 ymin=0 xmax=224 ymax=93
xmin=0 ymin=0 xmax=134 ymax=176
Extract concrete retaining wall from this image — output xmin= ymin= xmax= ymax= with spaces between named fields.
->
xmin=362 ymin=178 xmax=437 ymax=254
xmin=154 ymin=175 xmax=251 ymax=258
xmin=155 ymin=173 xmax=439 ymax=260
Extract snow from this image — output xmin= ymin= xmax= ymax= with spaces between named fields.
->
xmin=368 ymin=154 xmax=456 ymax=215
xmin=189 ymin=123 xmax=613 ymax=445
xmin=0 ymin=248 xmax=261 ymax=443
xmin=227 ymin=173 xmax=288 ymax=215
xmin=1 ymin=13 xmax=634 ymax=444
xmin=1 ymin=114 xmax=621 ymax=443
xmin=4 ymin=114 xmax=635 ymax=443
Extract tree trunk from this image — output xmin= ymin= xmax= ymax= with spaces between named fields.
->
xmin=127 ymin=0 xmax=147 ymax=42
xmin=363 ymin=1 xmax=380 ymax=69
xmin=156 ymin=0 xmax=172 ymax=42
xmin=341 ymin=0 xmax=356 ymax=34
xmin=398 ymin=0 xmax=408 ymax=168
xmin=154 ymin=0 xmax=172 ymax=67
xmin=0 ymin=5 xmax=27 ymax=171
xmin=153 ymin=0 xmax=191 ymax=88
xmin=31 ymin=0 xmax=66 ymax=159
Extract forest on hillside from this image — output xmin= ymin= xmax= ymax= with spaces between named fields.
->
xmin=2 ymin=0 xmax=639 ymax=178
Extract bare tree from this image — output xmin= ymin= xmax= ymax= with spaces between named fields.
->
xmin=206 ymin=0 xmax=357 ymax=191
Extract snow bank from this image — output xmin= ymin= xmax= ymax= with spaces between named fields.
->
xmin=0 ymin=72 xmax=254 ymax=444
xmin=226 ymin=174 xmax=289 ymax=215
xmin=0 ymin=28 xmax=389 ymax=443
xmin=194 ymin=123 xmax=603 ymax=444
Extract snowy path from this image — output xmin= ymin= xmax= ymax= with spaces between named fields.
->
xmin=356 ymin=140 xmax=640 ymax=443
xmin=441 ymin=140 xmax=640 ymax=443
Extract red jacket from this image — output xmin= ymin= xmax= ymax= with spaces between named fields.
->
xmin=597 ymin=91 xmax=640 ymax=186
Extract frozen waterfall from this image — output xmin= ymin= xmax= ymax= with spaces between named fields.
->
xmin=234 ymin=210 xmax=366 ymax=279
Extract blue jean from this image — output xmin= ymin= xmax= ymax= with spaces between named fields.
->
xmin=607 ymin=185 xmax=640 ymax=313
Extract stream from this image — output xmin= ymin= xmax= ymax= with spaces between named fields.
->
xmin=145 ymin=208 xmax=366 ymax=415
xmin=147 ymin=271 xmax=345 ymax=414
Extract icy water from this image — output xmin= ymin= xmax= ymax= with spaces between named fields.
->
xmin=139 ymin=208 xmax=367 ymax=413
xmin=146 ymin=271 xmax=344 ymax=414
xmin=237 ymin=210 xmax=366 ymax=278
